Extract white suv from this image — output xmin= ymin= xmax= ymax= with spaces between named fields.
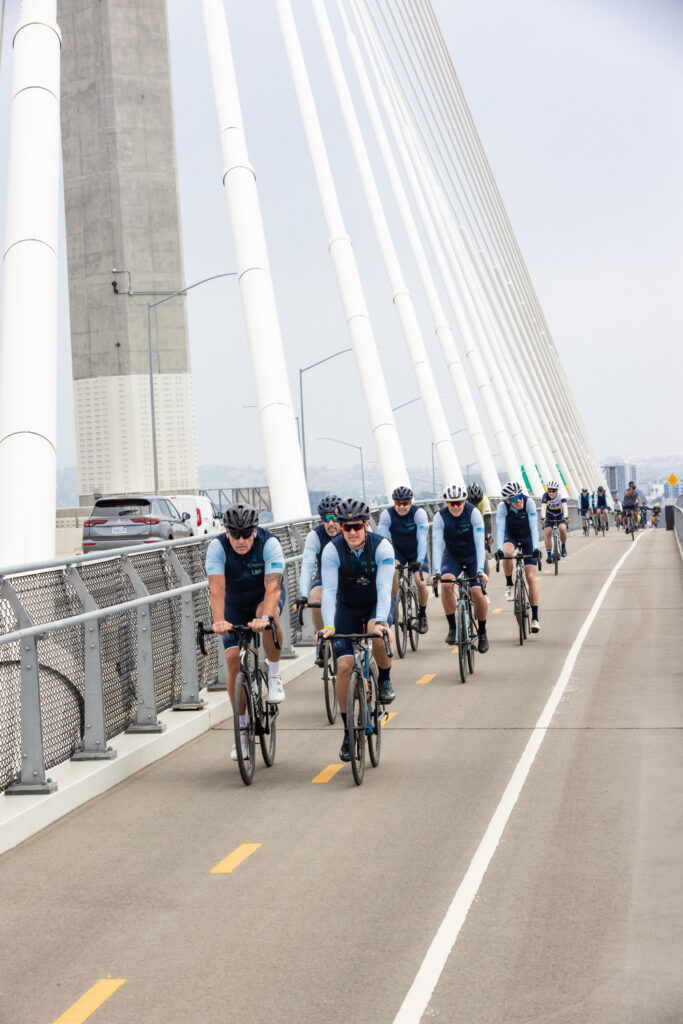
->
xmin=167 ymin=495 xmax=221 ymax=536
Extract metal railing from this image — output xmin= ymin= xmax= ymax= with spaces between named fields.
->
xmin=0 ymin=496 xmax=579 ymax=795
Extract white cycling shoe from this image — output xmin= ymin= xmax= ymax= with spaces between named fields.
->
xmin=231 ymin=730 xmax=250 ymax=761
xmin=530 ymin=619 xmax=541 ymax=634
xmin=504 ymin=586 xmax=514 ymax=601
xmin=267 ymin=676 xmax=285 ymax=703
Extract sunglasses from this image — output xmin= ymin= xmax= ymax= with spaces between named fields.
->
xmin=447 ymin=500 xmax=465 ymax=508
xmin=395 ymin=500 xmax=411 ymax=507
xmin=228 ymin=528 xmax=253 ymax=539
xmin=322 ymin=513 xmax=337 ymax=522
xmin=341 ymin=522 xmax=365 ymax=533
xmin=508 ymin=495 xmax=524 ymax=503
xmin=547 ymin=489 xmax=558 ymax=494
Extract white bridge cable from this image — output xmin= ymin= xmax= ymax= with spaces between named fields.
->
xmin=373 ymin=0 xmax=598 ymax=491
xmin=275 ymin=0 xmax=410 ymax=498
xmin=334 ymin=0 xmax=500 ymax=494
xmin=311 ymin=0 xmax=462 ymax=488
xmin=352 ymin=0 xmax=524 ymax=487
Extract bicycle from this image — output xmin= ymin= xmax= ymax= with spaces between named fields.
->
xmin=197 ymin=619 xmax=280 ymax=786
xmin=543 ymin=520 xmax=563 ymax=575
xmin=582 ymin=511 xmax=592 ymax=537
xmin=317 ymin=627 xmax=392 ymax=786
xmin=495 ymin=547 xmax=541 ymax=646
xmin=621 ymin=506 xmax=639 ymax=541
xmin=433 ymin=572 xmax=483 ymax=683
xmin=595 ymin=509 xmax=607 ymax=536
xmin=394 ymin=562 xmax=423 ymax=658
xmin=296 ymin=599 xmax=338 ymax=724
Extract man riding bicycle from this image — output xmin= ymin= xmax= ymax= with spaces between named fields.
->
xmin=622 ymin=481 xmax=642 ymax=533
xmin=431 ymin=482 xmax=490 ymax=653
xmin=320 ymin=498 xmax=395 ymax=763
xmin=467 ymin=482 xmax=493 ymax=576
xmin=579 ymin=487 xmax=593 ymax=531
xmin=377 ymin=485 xmax=429 ymax=635
xmin=297 ymin=495 xmax=341 ymax=661
xmin=594 ymin=485 xmax=611 ymax=531
xmin=496 ymin=480 xmax=541 ymax=633
xmin=541 ymin=480 xmax=568 ymax=561
xmin=206 ymin=503 xmax=286 ymax=763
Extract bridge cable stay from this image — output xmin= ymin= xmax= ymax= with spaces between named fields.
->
xmin=334 ymin=0 xmax=501 ymax=496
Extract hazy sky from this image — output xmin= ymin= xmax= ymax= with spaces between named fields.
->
xmin=0 ymin=0 xmax=681 ymax=477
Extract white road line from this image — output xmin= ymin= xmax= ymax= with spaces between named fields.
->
xmin=393 ymin=532 xmax=645 ymax=1024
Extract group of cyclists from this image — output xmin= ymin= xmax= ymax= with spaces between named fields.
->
xmin=578 ymin=480 xmax=660 ymax=533
xmin=206 ymin=477 xmax=559 ymax=767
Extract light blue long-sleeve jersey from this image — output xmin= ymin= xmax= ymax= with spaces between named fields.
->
xmin=205 ymin=534 xmax=284 ymax=577
xmin=496 ymin=497 xmax=539 ymax=552
xmin=298 ymin=529 xmax=321 ymax=599
xmin=321 ymin=536 xmax=394 ymax=627
xmin=432 ymin=506 xmax=486 ymax=575
xmin=377 ymin=506 xmax=429 ymax=563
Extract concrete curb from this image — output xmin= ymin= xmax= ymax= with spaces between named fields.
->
xmin=0 ymin=649 xmax=316 ymax=857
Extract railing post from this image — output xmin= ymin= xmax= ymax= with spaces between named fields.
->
xmin=66 ymin=566 xmax=116 ymax=760
xmin=279 ymin=560 xmax=297 ymax=659
xmin=165 ymin=549 xmax=206 ymax=710
xmin=0 ymin=577 xmax=57 ymax=794
xmin=119 ymin=556 xmax=165 ymax=733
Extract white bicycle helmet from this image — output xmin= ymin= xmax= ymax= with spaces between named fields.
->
xmin=546 ymin=479 xmax=561 ymax=491
xmin=501 ymin=480 xmax=524 ymax=499
xmin=443 ymin=482 xmax=468 ymax=501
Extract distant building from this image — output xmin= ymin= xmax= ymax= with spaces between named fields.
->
xmin=663 ymin=479 xmax=682 ymax=501
xmin=602 ymin=461 xmax=637 ymax=498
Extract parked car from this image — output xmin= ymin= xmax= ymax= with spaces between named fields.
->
xmin=167 ymin=494 xmax=221 ymax=536
xmin=82 ymin=496 xmax=193 ymax=552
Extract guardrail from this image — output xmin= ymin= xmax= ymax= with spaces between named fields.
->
xmin=0 ymin=496 xmax=580 ymax=795
xmin=673 ymin=498 xmax=683 ymax=563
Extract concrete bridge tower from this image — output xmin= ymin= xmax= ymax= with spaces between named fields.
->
xmin=59 ymin=0 xmax=198 ymax=504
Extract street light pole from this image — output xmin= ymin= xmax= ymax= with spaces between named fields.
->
xmin=146 ymin=272 xmax=237 ymax=492
xmin=299 ymin=348 xmax=352 ymax=481
xmin=316 ymin=436 xmax=365 ymax=500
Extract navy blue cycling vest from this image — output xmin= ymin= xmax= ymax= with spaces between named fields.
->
xmin=504 ymin=498 xmax=532 ymax=541
xmin=217 ymin=527 xmax=276 ymax=611
xmin=387 ymin=506 xmax=418 ymax=560
xmin=332 ymin=531 xmax=383 ymax=610
xmin=579 ymin=493 xmax=591 ymax=511
xmin=313 ymin=522 xmax=334 ymax=574
xmin=595 ymin=492 xmax=608 ymax=508
xmin=440 ymin=502 xmax=477 ymax=562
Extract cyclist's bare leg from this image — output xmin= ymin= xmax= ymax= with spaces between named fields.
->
xmin=335 ymin=655 xmax=354 ymax=712
xmin=415 ymin=573 xmax=429 ymax=608
xmin=472 ymin=586 xmax=487 ymax=623
xmin=502 ymin=541 xmax=516 ymax=578
xmin=544 ymin=524 xmax=553 ymax=551
xmin=309 ymin=585 xmax=324 ymax=632
xmin=559 ymin=522 xmax=568 ymax=544
xmin=524 ymin=564 xmax=539 ymax=606
xmin=368 ymin=618 xmax=392 ymax=669
xmin=224 ymin=647 xmax=242 ymax=711
xmin=254 ymin=600 xmax=282 ymax=665
xmin=440 ymin=574 xmax=456 ymax=615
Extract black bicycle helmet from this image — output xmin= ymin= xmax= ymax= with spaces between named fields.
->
xmin=336 ymin=497 xmax=370 ymax=522
xmin=222 ymin=503 xmax=259 ymax=531
xmin=317 ymin=494 xmax=341 ymax=516
xmin=391 ymin=485 xmax=413 ymax=502
xmin=467 ymin=482 xmax=483 ymax=504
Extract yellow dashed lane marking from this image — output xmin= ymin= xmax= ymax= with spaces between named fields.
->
xmin=53 ymin=979 xmax=126 ymax=1024
xmin=416 ymin=673 xmax=435 ymax=685
xmin=381 ymin=712 xmax=396 ymax=724
xmin=211 ymin=843 xmax=261 ymax=874
xmin=492 ymin=608 xmax=502 ymax=614
xmin=312 ymin=764 xmax=345 ymax=783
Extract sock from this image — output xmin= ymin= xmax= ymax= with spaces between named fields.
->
xmin=446 ymin=612 xmax=456 ymax=629
xmin=419 ymin=604 xmax=427 ymax=617
xmin=531 ymin=605 xmax=539 ymax=621
xmin=378 ymin=666 xmax=391 ymax=683
xmin=478 ymin=619 xmax=487 ymax=636
xmin=505 ymin=575 xmax=513 ymax=587
xmin=546 ymin=548 xmax=552 ymax=556
xmin=561 ymin=543 xmax=567 ymax=553
xmin=239 ymin=715 xmax=247 ymax=728
xmin=341 ymin=712 xmax=347 ymax=728
xmin=267 ymin=659 xmax=280 ymax=678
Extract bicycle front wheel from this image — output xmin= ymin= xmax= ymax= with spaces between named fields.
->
xmin=553 ymin=533 xmax=560 ymax=575
xmin=323 ymin=640 xmax=338 ymax=724
xmin=466 ymin=603 xmax=476 ymax=675
xmin=407 ymin=586 xmax=420 ymax=652
xmin=233 ymin=672 xmax=255 ymax=785
xmin=456 ymin=602 xmax=468 ymax=683
xmin=257 ymin=667 xmax=277 ymax=767
xmin=347 ymin=669 xmax=366 ymax=786
xmin=394 ymin=589 xmax=407 ymax=658
xmin=513 ymin=579 xmax=525 ymax=646
xmin=367 ymin=662 xmax=382 ymax=768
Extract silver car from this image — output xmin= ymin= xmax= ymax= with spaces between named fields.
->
xmin=82 ymin=496 xmax=193 ymax=552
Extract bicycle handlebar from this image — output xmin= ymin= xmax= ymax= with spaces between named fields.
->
xmin=197 ymin=616 xmax=280 ymax=654
xmin=318 ymin=629 xmax=392 ymax=659
xmin=294 ymin=598 xmax=321 ymax=626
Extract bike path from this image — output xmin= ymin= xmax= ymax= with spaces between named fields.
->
xmin=0 ymin=530 xmax=680 ymax=1024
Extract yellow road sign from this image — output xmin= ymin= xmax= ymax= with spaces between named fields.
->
xmin=668 ymin=473 xmax=679 ymax=487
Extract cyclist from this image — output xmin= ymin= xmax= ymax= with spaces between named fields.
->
xmin=206 ymin=503 xmax=286 ymax=763
xmin=297 ymin=495 xmax=341 ymax=660
xmin=467 ymin=482 xmax=493 ymax=565
xmin=431 ymin=482 xmax=489 ymax=653
xmin=579 ymin=487 xmax=593 ymax=532
xmin=622 ymin=481 xmax=642 ymax=533
xmin=377 ymin=485 xmax=429 ymax=634
xmin=541 ymin=480 xmax=568 ymax=561
xmin=320 ymin=498 xmax=395 ymax=763
xmin=594 ymin=485 xmax=611 ymax=531
xmin=613 ymin=497 xmax=623 ymax=529
xmin=496 ymin=480 xmax=541 ymax=633
xmin=649 ymin=503 xmax=661 ymax=529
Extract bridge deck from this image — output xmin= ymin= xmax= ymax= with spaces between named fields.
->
xmin=1 ymin=529 xmax=681 ymax=1023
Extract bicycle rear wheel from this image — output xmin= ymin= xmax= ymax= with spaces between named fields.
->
xmin=233 ymin=672 xmax=255 ymax=785
xmin=394 ymin=589 xmax=407 ymax=658
xmin=347 ymin=669 xmax=366 ymax=786
xmin=257 ymin=666 xmax=277 ymax=767
xmin=553 ymin=533 xmax=560 ymax=575
xmin=456 ymin=602 xmax=467 ymax=682
xmin=513 ymin=579 xmax=525 ymax=646
xmin=323 ymin=640 xmax=338 ymax=724
xmin=466 ymin=602 xmax=476 ymax=675
xmin=407 ymin=586 xmax=420 ymax=652
xmin=367 ymin=662 xmax=382 ymax=768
